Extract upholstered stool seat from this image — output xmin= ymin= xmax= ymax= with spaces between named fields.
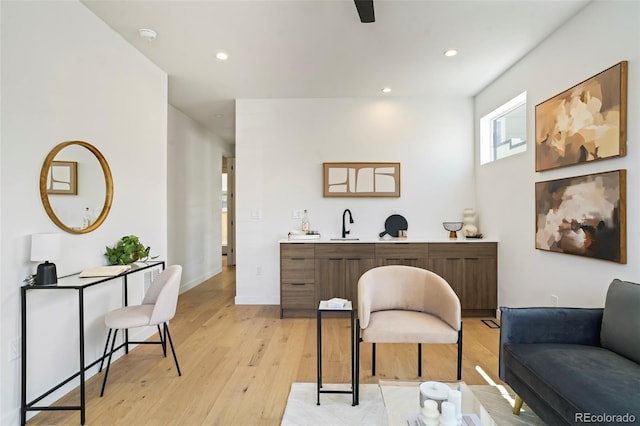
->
xmin=363 ymin=310 xmax=459 ymax=343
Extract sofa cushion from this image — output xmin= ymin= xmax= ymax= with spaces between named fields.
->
xmin=601 ymin=279 xmax=640 ymax=364
xmin=503 ymin=343 xmax=640 ymax=423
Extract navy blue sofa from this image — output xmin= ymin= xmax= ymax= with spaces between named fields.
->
xmin=499 ymin=279 xmax=640 ymax=425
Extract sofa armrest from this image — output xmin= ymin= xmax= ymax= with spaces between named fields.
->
xmin=499 ymin=307 xmax=603 ymax=380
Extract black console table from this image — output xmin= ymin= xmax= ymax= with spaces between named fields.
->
xmin=20 ymin=260 xmax=165 ymax=425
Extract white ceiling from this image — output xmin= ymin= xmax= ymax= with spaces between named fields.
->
xmin=82 ymin=0 xmax=590 ymax=144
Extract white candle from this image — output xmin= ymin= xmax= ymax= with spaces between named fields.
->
xmin=440 ymin=401 xmax=456 ymax=426
xmin=448 ymin=389 xmax=462 ymax=422
xmin=421 ymin=399 xmax=439 ymax=426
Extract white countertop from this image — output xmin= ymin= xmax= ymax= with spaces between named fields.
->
xmin=279 ymin=236 xmax=497 ymax=243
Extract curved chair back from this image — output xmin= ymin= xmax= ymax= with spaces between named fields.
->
xmin=143 ymin=265 xmax=182 ymax=326
xmin=358 ymin=265 xmax=461 ymax=331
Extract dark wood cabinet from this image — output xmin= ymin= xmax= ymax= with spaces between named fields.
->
xmin=374 ymin=243 xmax=428 ymax=268
xmin=427 ymin=242 xmax=497 ymax=317
xmin=280 ymin=241 xmax=497 ymax=318
xmin=315 ymin=244 xmax=375 ymax=310
xmin=280 ymin=243 xmax=315 ymax=318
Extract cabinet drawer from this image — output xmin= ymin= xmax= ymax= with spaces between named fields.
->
xmin=428 ymin=242 xmax=496 ymax=258
xmin=375 ymin=243 xmax=427 ymax=259
xmin=281 ymin=257 xmax=315 ymax=282
xmin=281 ymin=243 xmax=315 ymax=258
xmin=315 ymin=243 xmax=375 ymax=259
xmin=281 ymin=283 xmax=315 ymax=308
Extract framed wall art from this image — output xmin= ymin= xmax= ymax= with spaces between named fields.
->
xmin=47 ymin=161 xmax=78 ymax=195
xmin=535 ymin=61 xmax=627 ymax=172
xmin=323 ymin=162 xmax=400 ymax=197
xmin=535 ymin=169 xmax=626 ymax=264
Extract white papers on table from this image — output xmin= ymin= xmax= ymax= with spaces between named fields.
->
xmin=79 ymin=265 xmax=131 ymax=277
xmin=327 ymin=297 xmax=348 ymax=308
xmin=407 ymin=413 xmax=481 ymax=426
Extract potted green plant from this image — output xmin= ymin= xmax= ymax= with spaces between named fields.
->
xmin=105 ymin=235 xmax=155 ymax=265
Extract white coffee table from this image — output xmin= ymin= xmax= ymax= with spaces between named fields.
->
xmin=379 ymin=380 xmax=496 ymax=426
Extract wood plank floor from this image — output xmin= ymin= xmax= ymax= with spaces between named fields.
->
xmin=29 ymin=260 xmax=503 ymax=425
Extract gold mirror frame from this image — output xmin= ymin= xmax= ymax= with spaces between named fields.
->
xmin=39 ymin=141 xmax=113 ymax=234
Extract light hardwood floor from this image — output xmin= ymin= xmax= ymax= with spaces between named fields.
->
xmin=29 ymin=260 xmax=503 ymax=425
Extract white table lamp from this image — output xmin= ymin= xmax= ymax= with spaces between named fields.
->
xmin=30 ymin=233 xmax=62 ymax=285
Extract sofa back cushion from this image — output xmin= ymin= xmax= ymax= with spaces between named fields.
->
xmin=600 ymin=279 xmax=640 ymax=364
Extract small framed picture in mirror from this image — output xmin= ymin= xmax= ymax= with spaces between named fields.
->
xmin=47 ymin=161 xmax=77 ymax=195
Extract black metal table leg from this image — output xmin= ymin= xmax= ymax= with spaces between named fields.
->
xmin=350 ymin=310 xmax=356 ymax=406
xmin=316 ymin=308 xmax=321 ymax=405
xmin=78 ymin=289 xmax=86 ymax=425
xmin=124 ymin=275 xmax=129 ymax=354
xmin=21 ymin=287 xmax=27 ymax=426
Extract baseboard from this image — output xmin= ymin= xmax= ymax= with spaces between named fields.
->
xmin=179 ymin=267 xmax=222 ymax=294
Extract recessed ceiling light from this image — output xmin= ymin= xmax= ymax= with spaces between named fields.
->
xmin=216 ymin=52 xmax=229 ymax=61
xmin=381 ymin=87 xmax=392 ymax=93
xmin=138 ymin=28 xmax=157 ymax=42
xmin=444 ymin=49 xmax=458 ymax=57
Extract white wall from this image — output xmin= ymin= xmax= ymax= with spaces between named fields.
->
xmin=475 ymin=0 xmax=640 ymax=309
xmin=1 ymin=1 xmax=168 ymax=424
xmin=168 ymin=105 xmax=233 ymax=291
xmin=235 ymin=97 xmax=474 ymax=304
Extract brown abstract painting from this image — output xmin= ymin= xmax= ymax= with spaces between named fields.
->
xmin=535 ymin=61 xmax=627 ymax=171
xmin=535 ymin=170 xmax=626 ymax=263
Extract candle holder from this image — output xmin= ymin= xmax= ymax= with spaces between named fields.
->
xmin=442 ymin=222 xmax=463 ymax=239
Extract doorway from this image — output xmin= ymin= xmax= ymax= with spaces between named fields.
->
xmin=222 ymin=156 xmax=236 ymax=265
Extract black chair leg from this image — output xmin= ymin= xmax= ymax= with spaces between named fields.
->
xmin=157 ymin=324 xmax=166 ymax=357
xmin=372 ymin=343 xmax=376 ymax=376
xmin=457 ymin=324 xmax=463 ymax=380
xmin=100 ymin=329 xmax=119 ymax=397
xmin=418 ymin=343 xmax=422 ymax=377
xmin=99 ymin=328 xmax=112 ymax=372
xmin=164 ymin=322 xmax=181 ymax=376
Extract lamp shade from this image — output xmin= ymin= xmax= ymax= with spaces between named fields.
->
xmin=30 ymin=233 xmax=62 ymax=261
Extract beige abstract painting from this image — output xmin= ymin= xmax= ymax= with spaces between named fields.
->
xmin=535 ymin=61 xmax=627 ymax=171
xmin=323 ymin=162 xmax=400 ymax=197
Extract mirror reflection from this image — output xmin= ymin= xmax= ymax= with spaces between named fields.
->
xmin=39 ymin=141 xmax=113 ymax=234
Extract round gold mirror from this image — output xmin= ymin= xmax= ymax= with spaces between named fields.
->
xmin=39 ymin=141 xmax=113 ymax=234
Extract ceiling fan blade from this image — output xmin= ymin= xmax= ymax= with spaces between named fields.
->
xmin=354 ymin=0 xmax=375 ymax=23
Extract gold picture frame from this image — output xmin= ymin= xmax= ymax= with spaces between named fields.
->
xmin=46 ymin=160 xmax=78 ymax=195
xmin=323 ymin=162 xmax=400 ymax=197
xmin=535 ymin=61 xmax=627 ymax=172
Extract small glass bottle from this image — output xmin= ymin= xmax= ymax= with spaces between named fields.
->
xmin=82 ymin=207 xmax=91 ymax=229
xmin=301 ymin=209 xmax=310 ymax=232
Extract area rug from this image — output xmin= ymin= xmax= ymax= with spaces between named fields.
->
xmin=281 ymin=383 xmax=388 ymax=426
xmin=281 ymin=383 xmax=543 ymax=426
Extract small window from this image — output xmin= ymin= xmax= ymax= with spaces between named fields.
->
xmin=480 ymin=92 xmax=527 ymax=164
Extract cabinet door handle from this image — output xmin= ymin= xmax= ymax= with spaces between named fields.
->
xmin=291 ymin=283 xmax=305 ymax=286
xmin=347 ymin=258 xmax=361 ymax=260
xmin=291 ymin=257 xmax=305 ymax=260
xmin=446 ymin=257 xmax=458 ymax=260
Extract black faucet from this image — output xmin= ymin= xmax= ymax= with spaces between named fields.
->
xmin=342 ymin=209 xmax=354 ymax=238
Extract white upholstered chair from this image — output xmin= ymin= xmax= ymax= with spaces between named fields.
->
xmin=356 ymin=265 xmax=462 ymax=384
xmin=99 ymin=264 xmax=183 ymax=396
